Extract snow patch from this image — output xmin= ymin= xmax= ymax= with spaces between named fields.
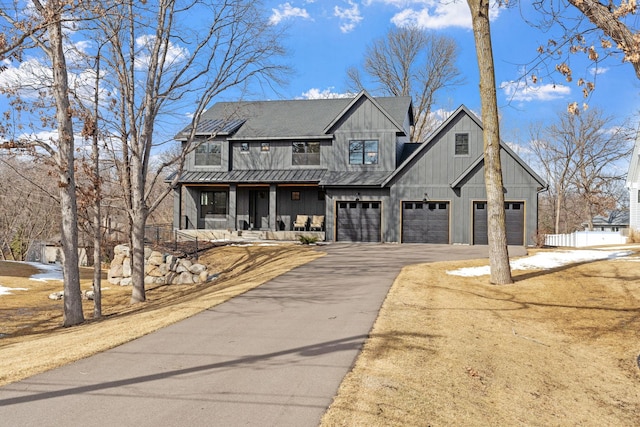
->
xmin=0 ymin=285 xmax=28 ymax=296
xmin=447 ymin=250 xmax=633 ymax=277
xmin=26 ymin=262 xmax=64 ymax=282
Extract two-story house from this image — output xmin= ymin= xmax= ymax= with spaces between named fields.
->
xmin=170 ymin=91 xmax=545 ymax=245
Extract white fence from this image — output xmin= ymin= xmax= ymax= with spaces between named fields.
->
xmin=544 ymin=231 xmax=628 ymax=248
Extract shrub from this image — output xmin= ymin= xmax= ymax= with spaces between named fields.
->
xmin=298 ymin=235 xmax=318 ymax=245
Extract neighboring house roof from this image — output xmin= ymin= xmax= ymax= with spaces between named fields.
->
xmin=626 ymin=125 xmax=640 ymax=188
xmin=172 ymin=169 xmax=327 ymax=184
xmin=588 ymin=212 xmax=630 ymax=227
xmin=383 ymin=105 xmax=546 ymax=188
xmin=175 ymin=91 xmax=412 ymax=141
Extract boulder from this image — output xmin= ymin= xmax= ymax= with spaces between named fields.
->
xmin=122 ymin=257 xmax=132 ymax=277
xmin=108 ymin=276 xmax=121 ymax=286
xmin=199 ymin=270 xmax=209 ymax=283
xmin=110 ymin=253 xmax=125 ymax=269
xmin=108 ymin=263 xmax=123 ymax=279
xmin=177 ymin=271 xmax=194 ymax=284
xmin=49 ymin=291 xmax=64 ymax=300
xmin=120 ymin=277 xmax=132 ymax=286
xmin=114 ymin=244 xmax=130 ymax=257
xmin=144 ymin=247 xmax=153 ymax=259
xmin=189 ymin=263 xmax=207 ymax=274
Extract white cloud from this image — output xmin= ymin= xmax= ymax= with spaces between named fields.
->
xmin=335 ymin=0 xmax=363 ymax=33
xmin=501 ymin=79 xmax=571 ymax=102
xmin=0 ymin=57 xmax=53 ymax=96
xmin=134 ymin=35 xmax=189 ymax=71
xmin=269 ymin=2 xmax=311 ymax=25
xmin=300 ymin=87 xmax=355 ymax=99
xmin=386 ymin=0 xmax=502 ymax=30
xmin=590 ymin=66 xmax=609 ymax=76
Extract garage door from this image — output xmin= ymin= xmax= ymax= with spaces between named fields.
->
xmin=336 ymin=201 xmax=381 ymax=242
xmin=402 ymin=201 xmax=449 ymax=243
xmin=473 ymin=201 xmax=524 ymax=245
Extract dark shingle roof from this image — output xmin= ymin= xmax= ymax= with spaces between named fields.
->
xmin=176 ymin=92 xmax=412 ymax=140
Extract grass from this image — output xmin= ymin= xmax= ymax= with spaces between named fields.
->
xmin=0 ymin=244 xmax=323 ymax=386
xmin=320 ymin=248 xmax=640 ymax=426
xmin=2 ymin=245 xmax=640 ymax=425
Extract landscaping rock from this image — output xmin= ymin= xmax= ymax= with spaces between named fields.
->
xmin=106 ymin=245 xmax=211 ymax=288
xmin=49 ymin=291 xmax=64 ymax=300
xmin=189 ymin=263 xmax=207 ymax=274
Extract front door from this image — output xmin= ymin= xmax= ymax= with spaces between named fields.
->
xmin=249 ymin=190 xmax=269 ymax=229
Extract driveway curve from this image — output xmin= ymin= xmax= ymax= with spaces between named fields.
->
xmin=0 ymin=244 xmax=525 ymax=426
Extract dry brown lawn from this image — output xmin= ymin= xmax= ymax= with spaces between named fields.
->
xmin=0 ymin=244 xmax=322 ymax=386
xmin=2 ymin=245 xmax=640 ymax=426
xmin=320 ymin=248 xmax=640 ymax=426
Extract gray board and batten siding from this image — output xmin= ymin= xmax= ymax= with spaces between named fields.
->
xmin=170 ymin=92 xmax=544 ymax=246
xmin=383 ymin=105 xmax=545 ymax=246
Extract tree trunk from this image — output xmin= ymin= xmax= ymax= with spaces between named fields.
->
xmin=554 ymin=184 xmax=562 ymax=234
xmin=48 ymin=4 xmax=85 ymax=325
xmin=130 ymin=156 xmax=148 ymax=303
xmin=467 ymin=0 xmax=513 ymax=285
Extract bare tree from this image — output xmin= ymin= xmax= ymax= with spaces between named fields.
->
xmin=347 ymin=26 xmax=463 ymax=141
xmin=466 ymin=0 xmax=513 ymax=285
xmin=0 ymin=157 xmax=60 ymax=260
xmin=93 ymin=0 xmax=288 ymax=303
xmin=524 ymin=1 xmax=639 ymax=111
xmin=0 ymin=0 xmax=85 ymax=325
xmin=531 ymin=108 xmax=634 ymax=232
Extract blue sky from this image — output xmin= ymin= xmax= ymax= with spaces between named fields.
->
xmin=261 ymin=0 xmax=640 ymax=146
xmin=0 ymin=1 xmax=637 ymax=159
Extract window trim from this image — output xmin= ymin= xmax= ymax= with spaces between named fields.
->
xmin=349 ymin=139 xmax=379 ymax=165
xmin=200 ymin=190 xmax=228 ymax=218
xmin=292 ymin=141 xmax=321 ymax=166
xmin=454 ymin=133 xmax=469 ymax=156
xmin=194 ymin=141 xmax=222 ymax=166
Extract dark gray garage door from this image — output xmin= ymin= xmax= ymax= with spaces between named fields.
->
xmin=336 ymin=201 xmax=381 ymax=242
xmin=402 ymin=201 xmax=449 ymax=243
xmin=473 ymin=201 xmax=524 ymax=245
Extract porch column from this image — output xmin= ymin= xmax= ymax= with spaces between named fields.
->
xmin=228 ymin=184 xmax=237 ymax=230
xmin=172 ymin=184 xmax=182 ymax=230
xmin=269 ymin=184 xmax=277 ymax=231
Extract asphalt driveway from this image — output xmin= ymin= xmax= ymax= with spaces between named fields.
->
xmin=0 ymin=243 xmax=525 ymax=426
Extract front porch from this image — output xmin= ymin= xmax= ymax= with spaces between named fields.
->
xmin=177 ymin=229 xmax=326 ymax=242
xmin=174 ymin=183 xmax=327 ymax=237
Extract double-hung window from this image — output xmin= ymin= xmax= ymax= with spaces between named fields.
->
xmin=195 ymin=141 xmax=222 ymax=166
xmin=349 ymin=140 xmax=378 ymax=165
xmin=455 ymin=133 xmax=469 ymax=155
xmin=292 ymin=142 xmax=320 ymax=166
xmin=200 ymin=190 xmax=228 ymax=218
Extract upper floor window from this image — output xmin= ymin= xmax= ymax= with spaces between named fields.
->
xmin=200 ymin=190 xmax=228 ymax=218
xmin=195 ymin=141 xmax=222 ymax=166
xmin=240 ymin=142 xmax=249 ymax=152
xmin=455 ymin=133 xmax=469 ymax=155
xmin=261 ymin=142 xmax=270 ymax=152
xmin=292 ymin=142 xmax=320 ymax=165
xmin=349 ymin=140 xmax=378 ymax=165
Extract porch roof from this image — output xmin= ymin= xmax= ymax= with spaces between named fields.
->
xmin=172 ymin=169 xmax=327 ymax=184
xmin=319 ymin=171 xmax=392 ymax=186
